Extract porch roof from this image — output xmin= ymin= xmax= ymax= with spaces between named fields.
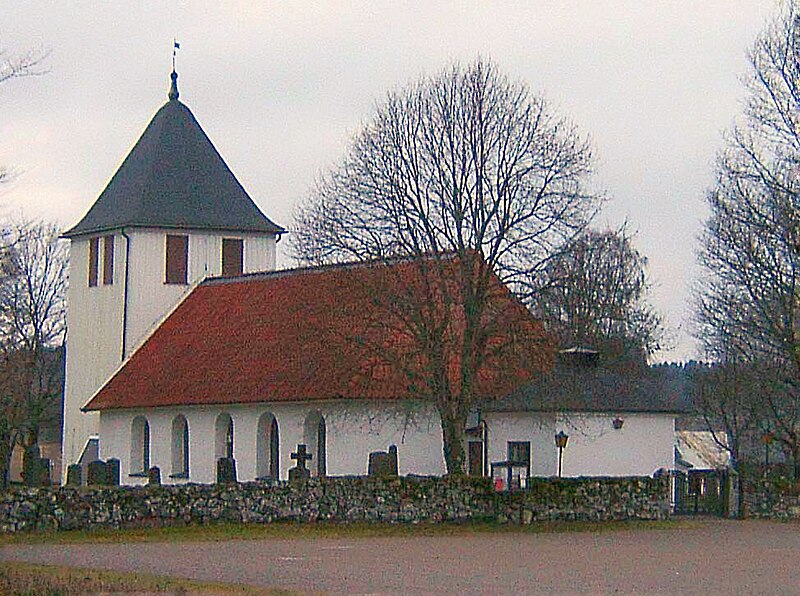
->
xmin=483 ymin=365 xmax=691 ymax=414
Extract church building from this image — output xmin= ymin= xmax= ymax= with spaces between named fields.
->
xmin=63 ymin=71 xmax=683 ymax=486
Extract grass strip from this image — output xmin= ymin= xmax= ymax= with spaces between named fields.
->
xmin=0 ymin=518 xmax=691 ymax=546
xmin=0 ymin=560 xmax=296 ymax=595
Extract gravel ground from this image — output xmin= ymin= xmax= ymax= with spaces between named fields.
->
xmin=1 ymin=519 xmax=799 ymax=594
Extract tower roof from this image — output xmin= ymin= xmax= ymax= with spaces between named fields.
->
xmin=63 ymin=72 xmax=284 ymax=238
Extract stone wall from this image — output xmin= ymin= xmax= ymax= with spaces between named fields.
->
xmin=501 ymin=477 xmax=671 ymax=523
xmin=0 ymin=476 xmax=670 ymax=534
xmin=744 ymin=479 xmax=800 ymax=519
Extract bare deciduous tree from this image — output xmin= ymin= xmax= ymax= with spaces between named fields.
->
xmin=292 ymin=58 xmax=601 ymax=474
xmin=0 ymin=46 xmax=48 ymax=186
xmin=531 ymin=226 xmax=664 ymax=365
xmin=0 ymin=220 xmax=67 ymax=487
xmin=696 ymin=0 xmax=800 ymax=478
xmin=691 ymin=358 xmax=760 ymax=515
xmin=0 ymin=46 xmax=48 ymax=85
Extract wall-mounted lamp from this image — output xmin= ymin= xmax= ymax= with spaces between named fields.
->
xmin=612 ymin=417 xmax=624 ymax=430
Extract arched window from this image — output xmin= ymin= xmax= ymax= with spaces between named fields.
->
xmin=256 ymin=412 xmax=279 ymax=480
xmin=303 ymin=411 xmax=326 ymax=477
xmin=215 ymin=413 xmax=234 ymax=461
xmin=171 ymin=415 xmax=189 ymax=478
xmin=130 ymin=416 xmax=150 ymax=475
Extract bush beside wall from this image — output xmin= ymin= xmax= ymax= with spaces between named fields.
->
xmin=0 ymin=475 xmax=670 ymax=534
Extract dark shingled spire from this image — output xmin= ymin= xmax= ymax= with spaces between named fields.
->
xmin=63 ymin=72 xmax=284 ymax=238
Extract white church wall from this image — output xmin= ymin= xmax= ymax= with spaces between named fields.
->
xmin=243 ymin=234 xmax=277 ymax=274
xmin=123 ymin=228 xmax=277 ymax=355
xmin=63 ymin=235 xmax=125 ymax=474
xmin=483 ymin=412 xmax=557 ymax=477
xmin=555 ymin=412 xmax=675 ymax=477
xmin=321 ymin=401 xmax=445 ymax=476
xmin=99 ymin=402 xmax=675 ymax=484
xmin=99 ymin=400 xmax=446 ymax=485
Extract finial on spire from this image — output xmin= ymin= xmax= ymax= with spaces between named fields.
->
xmin=168 ymin=70 xmax=179 ymax=101
xmin=169 ymin=39 xmax=181 ymax=101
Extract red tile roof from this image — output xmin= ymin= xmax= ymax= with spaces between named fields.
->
xmin=83 ymin=256 xmax=547 ymax=411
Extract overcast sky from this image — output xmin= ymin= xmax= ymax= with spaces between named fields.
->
xmin=0 ymin=1 xmax=779 ymax=362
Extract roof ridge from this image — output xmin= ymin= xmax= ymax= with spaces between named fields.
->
xmin=200 ymin=251 xmax=466 ymax=286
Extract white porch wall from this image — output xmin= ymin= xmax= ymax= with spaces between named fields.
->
xmin=483 ymin=412 xmax=556 ymax=476
xmin=483 ymin=411 xmax=675 ymax=478
xmin=99 ymin=400 xmax=446 ymax=485
xmin=555 ymin=413 xmax=675 ymax=477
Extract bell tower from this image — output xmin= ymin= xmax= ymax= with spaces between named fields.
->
xmin=61 ymin=70 xmax=284 ymax=480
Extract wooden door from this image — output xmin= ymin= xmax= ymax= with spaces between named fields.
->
xmin=468 ymin=441 xmax=483 ymax=476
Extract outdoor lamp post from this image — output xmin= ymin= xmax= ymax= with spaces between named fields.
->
xmin=555 ymin=431 xmax=569 ymax=478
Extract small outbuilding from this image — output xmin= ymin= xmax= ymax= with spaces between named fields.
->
xmin=478 ymin=349 xmax=690 ymax=479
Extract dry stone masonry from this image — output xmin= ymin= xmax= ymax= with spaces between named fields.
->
xmin=0 ymin=476 xmax=671 ymax=534
xmin=744 ymin=478 xmax=800 ymax=519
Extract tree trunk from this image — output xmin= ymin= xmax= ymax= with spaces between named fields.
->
xmin=0 ymin=429 xmax=11 ymax=489
xmin=730 ymin=451 xmax=745 ymax=519
xmin=441 ymin=410 xmax=466 ymax=475
xmin=794 ymin=445 xmax=800 ymax=483
xmin=738 ymin=469 xmax=746 ymax=519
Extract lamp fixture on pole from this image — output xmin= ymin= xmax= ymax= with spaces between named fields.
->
xmin=555 ymin=431 xmax=569 ymax=478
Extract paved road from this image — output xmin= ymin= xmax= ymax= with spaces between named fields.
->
xmin=1 ymin=519 xmax=799 ymax=594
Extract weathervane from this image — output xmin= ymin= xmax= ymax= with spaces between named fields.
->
xmin=168 ymin=39 xmax=181 ymax=101
xmin=172 ymin=38 xmax=180 ymax=72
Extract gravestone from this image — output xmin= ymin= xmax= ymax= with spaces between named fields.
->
xmin=21 ymin=444 xmax=42 ymax=486
xmin=216 ymin=457 xmax=237 ymax=484
xmin=289 ymin=444 xmax=312 ymax=482
xmin=66 ymin=464 xmax=82 ymax=487
xmin=148 ymin=466 xmax=161 ymax=486
xmin=106 ymin=458 xmax=121 ymax=486
xmin=37 ymin=458 xmax=52 ymax=486
xmin=87 ymin=460 xmax=107 ymax=485
xmin=22 ymin=456 xmax=44 ymax=487
xmin=368 ymin=444 xmax=398 ymax=477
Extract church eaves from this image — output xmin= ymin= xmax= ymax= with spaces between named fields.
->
xmin=63 ymin=72 xmax=284 ymax=238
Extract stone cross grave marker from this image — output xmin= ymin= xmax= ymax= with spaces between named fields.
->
xmin=289 ymin=443 xmax=312 ymax=481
